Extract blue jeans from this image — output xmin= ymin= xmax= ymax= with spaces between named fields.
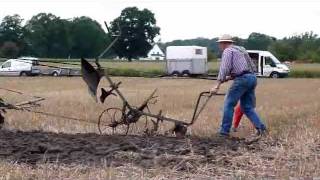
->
xmin=219 ymin=74 xmax=266 ymax=135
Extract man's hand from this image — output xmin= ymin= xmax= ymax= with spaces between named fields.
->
xmin=210 ymin=86 xmax=219 ymax=95
xmin=211 ymin=81 xmax=222 ymax=95
xmin=226 ymin=76 xmax=234 ymax=81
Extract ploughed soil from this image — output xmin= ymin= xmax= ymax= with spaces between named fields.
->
xmin=0 ymin=129 xmax=291 ymax=178
xmin=0 ymin=130 xmax=279 ymax=166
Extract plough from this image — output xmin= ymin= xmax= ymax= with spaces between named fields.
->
xmin=81 ymin=58 xmax=225 ymax=136
xmin=79 ymin=21 xmax=225 ymax=136
xmin=0 ymin=61 xmax=225 ymax=137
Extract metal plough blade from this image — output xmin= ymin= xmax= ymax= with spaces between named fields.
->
xmin=81 ymin=58 xmax=102 ymax=101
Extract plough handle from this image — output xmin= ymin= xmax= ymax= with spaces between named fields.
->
xmin=189 ymin=91 xmax=225 ymax=125
xmin=200 ymin=91 xmax=226 ymax=97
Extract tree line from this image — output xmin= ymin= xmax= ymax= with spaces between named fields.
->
xmin=1 ymin=8 xmax=319 ymax=63
xmin=0 ymin=7 xmax=160 ymax=61
xmin=162 ymin=32 xmax=320 ymax=63
xmin=0 ymin=14 xmax=110 ymax=59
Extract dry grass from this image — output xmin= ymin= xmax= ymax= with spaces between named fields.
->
xmin=39 ymin=60 xmax=218 ymax=71
xmin=2 ymin=57 xmax=320 ymax=71
xmin=41 ymin=60 xmax=320 ymax=72
xmin=0 ymin=77 xmax=320 ymax=179
xmin=289 ymin=63 xmax=320 ymax=72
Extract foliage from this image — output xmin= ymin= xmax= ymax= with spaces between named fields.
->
xmin=0 ymin=41 xmax=19 ymax=58
xmin=23 ymin=14 xmax=109 ymax=58
xmin=69 ymin=16 xmax=110 ymax=58
xmin=245 ymin=32 xmax=276 ymax=50
xmin=207 ymin=49 xmax=217 ymax=62
xmin=1 ymin=12 xmax=320 ymax=63
xmin=164 ymin=32 xmax=320 ymax=63
xmin=109 ymin=7 xmax=160 ymax=61
xmin=0 ymin=14 xmax=25 ymax=45
xmin=24 ymin=13 xmax=71 ymax=58
xmin=0 ymin=14 xmax=25 ymax=56
xmin=269 ymin=32 xmax=320 ymax=62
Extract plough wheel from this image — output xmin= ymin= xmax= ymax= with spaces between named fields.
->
xmin=98 ymin=107 xmax=129 ymax=135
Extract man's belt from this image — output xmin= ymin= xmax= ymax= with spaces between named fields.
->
xmin=232 ymin=71 xmax=252 ymax=78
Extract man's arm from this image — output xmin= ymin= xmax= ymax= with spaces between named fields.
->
xmin=244 ymin=51 xmax=256 ymax=73
xmin=211 ymin=49 xmax=232 ymax=93
xmin=217 ymin=49 xmax=232 ymax=82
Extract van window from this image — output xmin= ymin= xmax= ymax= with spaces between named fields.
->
xmin=248 ymin=53 xmax=259 ymax=72
xmin=195 ymin=49 xmax=203 ymax=55
xmin=2 ymin=62 xmax=11 ymax=68
xmin=32 ymin=60 xmax=39 ymax=66
xmin=265 ymin=56 xmax=274 ymax=66
xmin=248 ymin=53 xmax=259 ymax=60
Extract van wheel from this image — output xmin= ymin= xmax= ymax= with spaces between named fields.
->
xmin=270 ymin=72 xmax=280 ymax=78
xmin=52 ymin=72 xmax=59 ymax=77
xmin=20 ymin=72 xmax=28 ymax=76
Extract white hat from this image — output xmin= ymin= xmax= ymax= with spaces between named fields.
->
xmin=216 ymin=34 xmax=234 ymax=43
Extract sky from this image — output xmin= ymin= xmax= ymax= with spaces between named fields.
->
xmin=0 ymin=0 xmax=320 ymax=42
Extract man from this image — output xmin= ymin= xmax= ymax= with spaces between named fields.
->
xmin=211 ymin=34 xmax=267 ymax=137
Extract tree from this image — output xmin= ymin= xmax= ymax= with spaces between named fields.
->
xmin=69 ymin=16 xmax=109 ymax=58
xmin=24 ymin=14 xmax=109 ymax=58
xmin=295 ymin=32 xmax=319 ymax=62
xmin=0 ymin=41 xmax=19 ymax=58
xmin=110 ymin=7 xmax=160 ymax=61
xmin=268 ymin=32 xmax=320 ymax=62
xmin=207 ymin=49 xmax=217 ymax=61
xmin=0 ymin=14 xmax=25 ymax=56
xmin=245 ymin=32 xmax=276 ymax=50
xmin=268 ymin=40 xmax=296 ymax=61
xmin=24 ymin=13 xmax=71 ymax=58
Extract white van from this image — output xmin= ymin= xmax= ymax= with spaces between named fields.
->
xmin=247 ymin=50 xmax=290 ymax=78
xmin=166 ymin=46 xmax=208 ymax=76
xmin=0 ymin=59 xmax=40 ymax=76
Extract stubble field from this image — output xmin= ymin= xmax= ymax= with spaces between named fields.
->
xmin=0 ymin=76 xmax=320 ymax=179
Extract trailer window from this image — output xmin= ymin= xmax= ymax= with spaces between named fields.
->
xmin=195 ymin=49 xmax=203 ymax=55
xmin=2 ymin=62 xmax=11 ymax=68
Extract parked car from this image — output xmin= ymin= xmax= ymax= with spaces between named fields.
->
xmin=0 ymin=58 xmax=40 ymax=76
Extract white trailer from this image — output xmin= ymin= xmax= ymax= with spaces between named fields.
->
xmin=166 ymin=46 xmax=208 ymax=76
